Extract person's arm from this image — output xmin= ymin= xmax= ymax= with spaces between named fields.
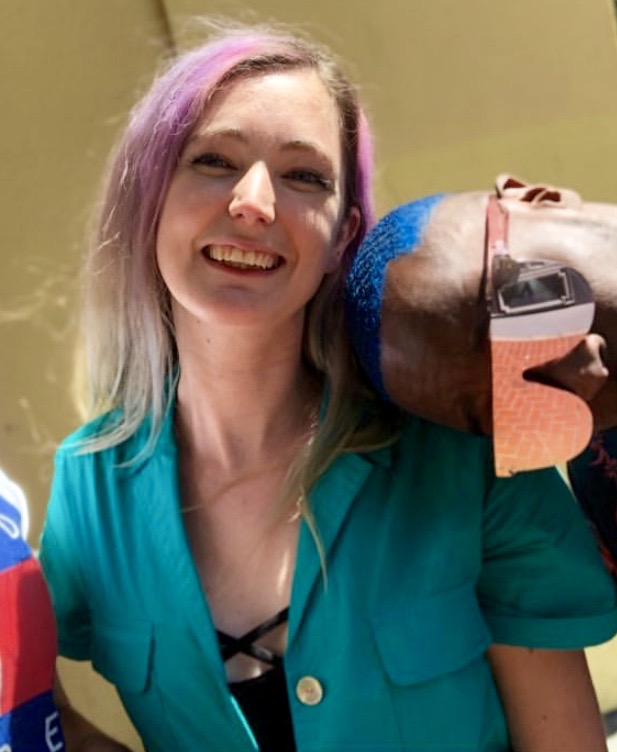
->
xmin=488 ymin=644 xmax=607 ymax=752
xmin=54 ymin=674 xmax=133 ymax=752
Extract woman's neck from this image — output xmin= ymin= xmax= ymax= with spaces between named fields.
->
xmin=173 ymin=322 xmax=320 ymax=473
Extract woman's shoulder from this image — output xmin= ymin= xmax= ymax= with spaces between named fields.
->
xmin=54 ymin=409 xmax=161 ymax=467
xmin=56 ymin=411 xmax=121 ymax=455
xmin=397 ymin=413 xmax=491 ymax=454
xmin=372 ymin=413 xmax=495 ymax=493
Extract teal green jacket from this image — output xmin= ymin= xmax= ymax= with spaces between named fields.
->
xmin=40 ymin=408 xmax=617 ymax=751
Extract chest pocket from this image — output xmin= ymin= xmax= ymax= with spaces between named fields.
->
xmin=91 ymin=622 xmax=153 ymax=694
xmin=371 ymin=579 xmax=491 ymax=685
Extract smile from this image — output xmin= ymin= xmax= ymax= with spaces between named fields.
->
xmin=205 ymin=245 xmax=283 ymax=271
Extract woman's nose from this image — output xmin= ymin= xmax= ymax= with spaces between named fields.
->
xmin=228 ymin=162 xmax=276 ymax=225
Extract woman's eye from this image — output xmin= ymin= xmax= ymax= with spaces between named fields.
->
xmin=190 ymin=152 xmax=234 ymax=171
xmin=285 ymin=169 xmax=334 ymax=192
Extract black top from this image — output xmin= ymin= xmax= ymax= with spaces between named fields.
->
xmin=218 ymin=607 xmax=296 ymax=752
xmin=568 ymin=429 xmax=617 ymax=576
xmin=229 ymin=664 xmax=296 ymax=751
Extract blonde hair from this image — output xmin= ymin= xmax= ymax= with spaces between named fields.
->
xmin=74 ymin=20 xmax=402 ymax=506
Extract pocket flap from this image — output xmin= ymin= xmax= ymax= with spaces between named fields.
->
xmin=372 ymin=580 xmax=491 ymax=685
xmin=92 ymin=622 xmax=153 ymax=694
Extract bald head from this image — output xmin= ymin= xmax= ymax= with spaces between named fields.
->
xmin=346 ymin=177 xmax=617 ymax=439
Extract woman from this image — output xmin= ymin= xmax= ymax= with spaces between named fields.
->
xmin=40 ymin=20 xmax=617 ymax=752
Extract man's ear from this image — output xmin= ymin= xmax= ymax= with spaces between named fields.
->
xmin=327 ymin=206 xmax=361 ymax=273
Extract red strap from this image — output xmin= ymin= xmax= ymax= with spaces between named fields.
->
xmin=484 ymin=194 xmax=510 ymax=303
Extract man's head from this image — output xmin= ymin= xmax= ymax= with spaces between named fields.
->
xmin=346 ymin=176 xmax=617 ymax=469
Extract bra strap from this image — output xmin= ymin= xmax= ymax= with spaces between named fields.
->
xmin=217 ymin=607 xmax=290 ymax=666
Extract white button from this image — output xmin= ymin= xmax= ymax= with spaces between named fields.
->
xmin=295 ymin=675 xmax=324 ymax=705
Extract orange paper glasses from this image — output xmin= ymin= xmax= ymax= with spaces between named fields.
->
xmin=485 ymin=195 xmax=594 ymax=477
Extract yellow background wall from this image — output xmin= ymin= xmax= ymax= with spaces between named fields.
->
xmin=1 ymin=1 xmax=616 ymax=746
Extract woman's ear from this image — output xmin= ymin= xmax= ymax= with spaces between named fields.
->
xmin=327 ymin=207 xmax=361 ymax=273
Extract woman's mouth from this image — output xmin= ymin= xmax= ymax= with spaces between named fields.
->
xmin=205 ymin=245 xmax=283 ymax=271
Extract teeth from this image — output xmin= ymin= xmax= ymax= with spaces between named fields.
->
xmin=208 ymin=245 xmax=279 ymax=270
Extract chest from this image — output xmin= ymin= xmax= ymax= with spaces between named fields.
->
xmin=84 ymin=443 xmax=502 ymax=751
xmin=91 ymin=488 xmax=496 ymax=752
xmin=179 ymin=463 xmax=302 ymax=681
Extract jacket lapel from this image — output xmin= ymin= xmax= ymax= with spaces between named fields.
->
xmin=287 ymin=451 xmax=381 ymax=647
xmin=127 ymin=410 xmax=228 ymax=681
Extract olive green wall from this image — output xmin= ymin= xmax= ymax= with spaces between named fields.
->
xmin=1 ymin=1 xmax=615 ymax=747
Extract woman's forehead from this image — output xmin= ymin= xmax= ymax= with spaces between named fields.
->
xmin=189 ymin=69 xmax=344 ymax=168
xmin=197 ymin=69 xmax=339 ymax=133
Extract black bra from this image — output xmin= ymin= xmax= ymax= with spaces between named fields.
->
xmin=218 ymin=607 xmax=296 ymax=752
xmin=217 ymin=606 xmax=289 ymax=667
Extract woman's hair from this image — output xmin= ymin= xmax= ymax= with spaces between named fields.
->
xmin=76 ymin=19 xmax=401 ymax=498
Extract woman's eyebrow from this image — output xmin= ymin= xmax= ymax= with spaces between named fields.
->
xmin=281 ymin=139 xmax=335 ymax=168
xmin=186 ymin=126 xmax=247 ymax=144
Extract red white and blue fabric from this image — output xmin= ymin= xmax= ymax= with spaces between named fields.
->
xmin=0 ymin=471 xmax=64 ymax=751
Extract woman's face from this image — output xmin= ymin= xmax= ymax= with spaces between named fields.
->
xmin=156 ymin=68 xmax=358 ymax=335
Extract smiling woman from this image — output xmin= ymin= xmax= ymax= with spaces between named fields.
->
xmin=156 ymin=68 xmax=356 ymax=331
xmin=37 ymin=18 xmax=617 ymax=752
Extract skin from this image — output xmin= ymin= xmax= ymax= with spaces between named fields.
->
xmin=488 ymin=646 xmax=607 ymax=752
xmin=380 ymin=186 xmax=617 ymax=434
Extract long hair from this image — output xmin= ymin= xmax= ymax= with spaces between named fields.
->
xmin=75 ymin=20 xmax=401 ymax=491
